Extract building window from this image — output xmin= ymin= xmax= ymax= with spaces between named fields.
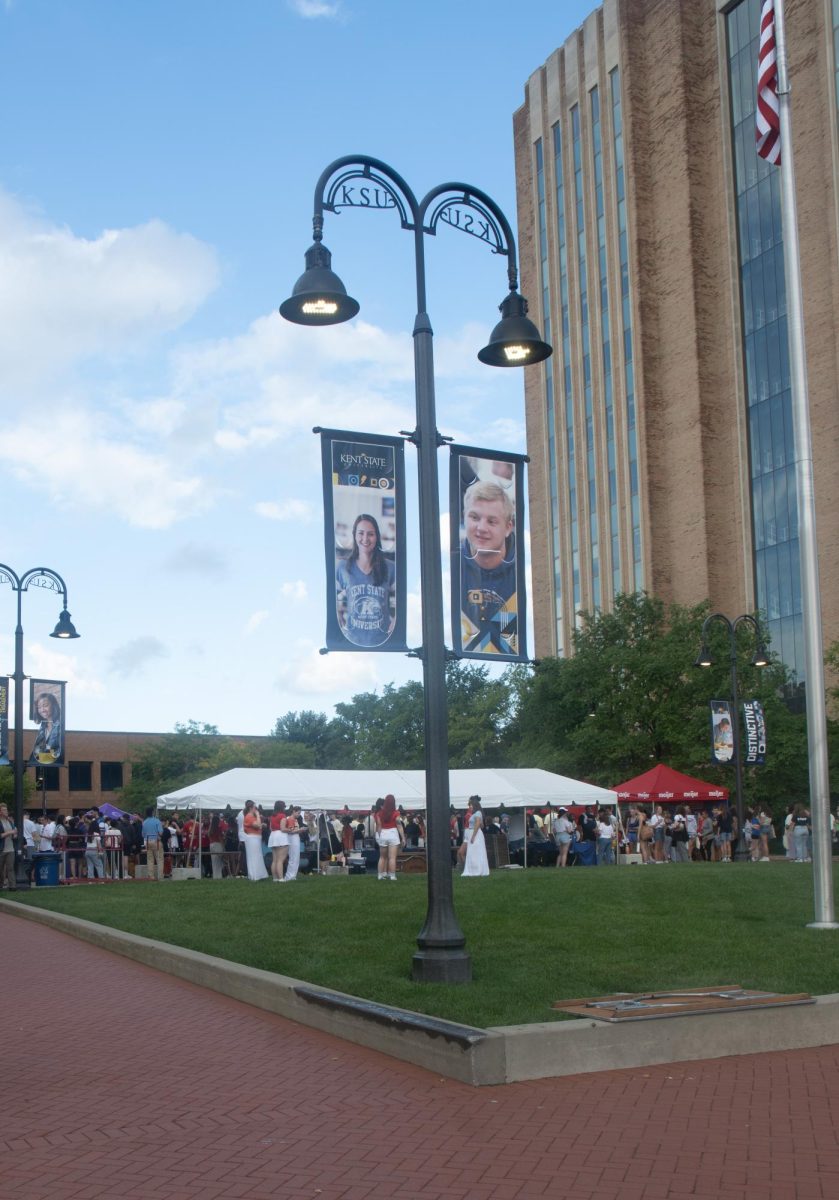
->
xmin=100 ymin=761 xmax=124 ymax=791
xmin=37 ymin=766 xmax=60 ymax=793
xmin=68 ymin=761 xmax=93 ymax=791
xmin=726 ymin=0 xmax=801 ymax=680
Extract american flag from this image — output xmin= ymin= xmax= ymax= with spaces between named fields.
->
xmin=756 ymin=0 xmax=781 ymax=164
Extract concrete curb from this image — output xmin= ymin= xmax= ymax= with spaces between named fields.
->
xmin=4 ymin=898 xmax=839 ymax=1085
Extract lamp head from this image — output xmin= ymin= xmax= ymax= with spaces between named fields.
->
xmin=752 ymin=646 xmax=770 ymax=668
xmin=51 ymin=609 xmax=80 ymax=640
xmin=279 ymin=241 xmax=359 ymax=326
xmin=694 ymin=646 xmax=713 ymax=668
xmin=478 ymin=290 xmax=553 ymax=367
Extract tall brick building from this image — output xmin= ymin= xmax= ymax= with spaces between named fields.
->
xmin=514 ymin=0 xmax=839 ymax=681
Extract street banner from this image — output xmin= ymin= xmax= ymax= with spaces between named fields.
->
xmin=710 ymin=700 xmax=734 ymax=764
xmin=449 ymin=445 xmax=528 ymax=662
xmin=28 ymin=679 xmax=66 ymax=766
xmin=742 ymin=699 xmax=767 ymax=765
xmin=319 ymin=429 xmax=407 ymax=652
xmin=0 ymin=677 xmax=8 ymax=764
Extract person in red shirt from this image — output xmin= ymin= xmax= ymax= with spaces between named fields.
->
xmin=375 ymin=794 xmax=404 ymax=881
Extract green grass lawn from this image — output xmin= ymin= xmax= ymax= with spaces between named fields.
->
xmin=8 ymin=863 xmax=839 ymax=1028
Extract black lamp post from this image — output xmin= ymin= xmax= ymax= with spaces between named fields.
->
xmin=281 ymin=155 xmax=551 ymax=983
xmin=0 ymin=565 xmax=80 ymax=889
xmin=694 ymin=612 xmax=768 ymax=861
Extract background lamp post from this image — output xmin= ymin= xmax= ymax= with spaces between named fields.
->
xmin=281 ymin=155 xmax=551 ymax=983
xmin=0 ymin=565 xmax=79 ymax=889
xmin=694 ymin=612 xmax=767 ymax=861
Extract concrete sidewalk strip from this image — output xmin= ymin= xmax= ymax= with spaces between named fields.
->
xmin=3 ymin=897 xmax=839 ymax=1085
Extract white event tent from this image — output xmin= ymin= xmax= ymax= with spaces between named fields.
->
xmin=157 ymin=767 xmax=617 ymax=812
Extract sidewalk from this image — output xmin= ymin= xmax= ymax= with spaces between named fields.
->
xmin=1 ymin=914 xmax=838 ymax=1200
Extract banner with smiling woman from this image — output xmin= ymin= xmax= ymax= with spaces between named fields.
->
xmin=29 ymin=679 xmax=66 ymax=766
xmin=319 ymin=429 xmax=407 ymax=652
xmin=449 ymin=445 xmax=528 ymax=662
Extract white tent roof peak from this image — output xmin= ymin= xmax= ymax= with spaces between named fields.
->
xmin=157 ymin=767 xmax=617 ymax=811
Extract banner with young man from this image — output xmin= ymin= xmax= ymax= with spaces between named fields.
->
xmin=449 ymin=446 xmax=528 ymax=662
xmin=319 ymin=429 xmax=407 ymax=652
xmin=28 ymin=679 xmax=66 ymax=766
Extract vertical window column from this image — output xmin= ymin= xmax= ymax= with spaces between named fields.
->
xmin=536 ymin=139 xmax=563 ymax=654
xmin=610 ymin=68 xmax=643 ymax=592
xmin=554 ymin=121 xmax=580 ymax=624
xmin=572 ymin=105 xmax=600 ymax=610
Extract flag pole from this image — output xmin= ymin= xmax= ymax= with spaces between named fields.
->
xmin=773 ymin=0 xmax=836 ymax=928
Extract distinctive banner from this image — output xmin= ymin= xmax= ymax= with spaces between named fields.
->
xmin=28 ymin=679 xmax=66 ymax=766
xmin=0 ymin=676 xmax=8 ymax=764
xmin=710 ymin=700 xmax=734 ymax=764
xmin=320 ymin=429 xmax=407 ymax=652
xmin=742 ymin=699 xmax=767 ymax=765
xmin=449 ymin=445 xmax=528 ymax=662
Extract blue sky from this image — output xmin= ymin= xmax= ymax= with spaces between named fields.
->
xmin=0 ymin=0 xmax=592 ymax=736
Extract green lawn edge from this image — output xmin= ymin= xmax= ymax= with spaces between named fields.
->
xmin=9 ymin=864 xmax=839 ymax=1028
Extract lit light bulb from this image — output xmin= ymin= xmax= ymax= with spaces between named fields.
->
xmin=302 ymin=299 xmax=339 ymax=315
xmin=503 ymin=344 xmax=531 ymax=362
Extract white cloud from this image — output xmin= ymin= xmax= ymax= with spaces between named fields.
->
xmin=280 ymin=580 xmax=308 ymax=602
xmin=108 ymin=636 xmax=169 ymax=678
xmin=244 ymin=610 xmax=269 ymax=636
xmin=0 ymin=410 xmax=210 ymax=529
xmin=254 ymin=499 xmax=315 ymax=522
xmin=287 ymin=0 xmax=342 ymax=17
xmin=0 ymin=189 xmax=219 ymax=388
xmin=14 ymin=640 xmax=106 ymax=700
xmin=275 ymin=642 xmax=379 ymax=696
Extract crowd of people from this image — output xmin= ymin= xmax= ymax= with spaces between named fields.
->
xmin=1 ymin=796 xmax=830 ymax=891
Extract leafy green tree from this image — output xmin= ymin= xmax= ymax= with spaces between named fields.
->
xmin=333 ymin=681 xmax=426 ymax=768
xmin=505 ymin=593 xmax=807 ymax=818
xmin=117 ymin=720 xmax=315 ymax=809
xmin=270 ymin=709 xmax=353 ymax=768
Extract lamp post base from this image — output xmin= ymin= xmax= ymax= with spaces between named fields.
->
xmin=412 ymin=948 xmax=472 ymax=984
xmin=805 ymin=920 xmax=839 ymax=930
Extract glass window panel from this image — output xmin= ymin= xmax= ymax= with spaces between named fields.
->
xmin=769 ymin=393 xmax=786 ymax=467
xmin=754 ymin=547 xmax=766 ymax=611
xmin=750 ymin=254 xmax=765 ymax=328
xmin=759 ymin=401 xmax=772 ymax=473
xmin=765 ymin=545 xmax=781 ymax=617
xmin=752 ymin=475 xmax=765 ymax=549
xmin=787 ymin=464 xmax=798 ymax=534
xmin=788 ymin=544 xmax=801 ymax=615
xmin=792 ymin=612 xmax=804 ymax=684
xmin=731 ymin=47 xmax=744 ymax=124
xmin=747 ymin=187 xmax=762 ymax=260
xmin=765 ymin=251 xmax=779 ymax=326
xmin=763 ymin=472 xmax=777 ymax=545
xmin=741 ymin=259 xmax=754 ymax=334
xmin=774 ymin=467 xmax=789 ymax=542
xmin=754 ymin=326 xmax=769 ymax=400
xmin=777 ymin=541 xmax=792 ymax=617
xmin=749 ymin=406 xmax=761 ymax=477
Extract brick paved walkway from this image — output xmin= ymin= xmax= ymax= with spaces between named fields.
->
xmin=2 ymin=914 xmax=838 ymax=1200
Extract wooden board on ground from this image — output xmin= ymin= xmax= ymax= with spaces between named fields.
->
xmin=553 ymin=984 xmax=814 ymax=1022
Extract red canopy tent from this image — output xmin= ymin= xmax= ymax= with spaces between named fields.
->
xmin=613 ymin=763 xmax=728 ymax=806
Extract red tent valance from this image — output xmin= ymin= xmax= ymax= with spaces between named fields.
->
xmin=612 ymin=763 xmax=729 ymax=804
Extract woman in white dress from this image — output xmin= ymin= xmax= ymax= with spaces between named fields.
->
xmin=282 ymin=806 xmax=303 ymax=882
xmin=461 ymin=796 xmax=490 ymax=877
xmin=242 ymin=800 xmax=269 ymax=881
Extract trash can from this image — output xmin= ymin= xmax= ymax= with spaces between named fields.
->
xmin=34 ymin=852 xmax=61 ymax=887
